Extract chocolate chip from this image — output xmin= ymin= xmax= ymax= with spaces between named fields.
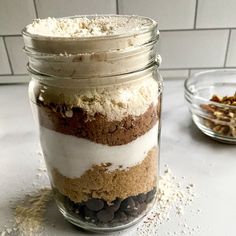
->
xmin=85 ymin=198 xmax=104 ymax=211
xmin=146 ymin=188 xmax=156 ymax=203
xmin=120 ymin=197 xmax=135 ymax=214
xmin=114 ymin=211 xmax=128 ymax=222
xmin=127 ymin=210 xmax=138 ymax=216
xmin=97 ymin=208 xmax=114 ymax=223
xmin=136 ymin=202 xmax=147 ymax=214
xmin=83 ymin=207 xmax=96 ymax=221
xmin=109 ymin=199 xmax=122 ymax=212
xmin=120 ymin=195 xmax=148 ymax=217
xmin=125 ymin=203 xmax=139 ymax=217
xmin=136 ymin=193 xmax=147 ymax=203
xmin=124 ymin=119 xmax=133 ymax=129
xmin=109 ymin=124 xmax=117 ymax=133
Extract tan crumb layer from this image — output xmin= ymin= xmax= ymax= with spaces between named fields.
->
xmin=51 ymin=147 xmax=158 ymax=203
xmin=36 ymin=101 xmax=159 ymax=146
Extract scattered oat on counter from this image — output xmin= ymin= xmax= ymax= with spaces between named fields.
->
xmin=0 ymin=150 xmax=52 ymax=236
xmin=14 ymin=187 xmax=53 ymax=236
xmin=0 ymin=188 xmax=52 ymax=236
xmin=136 ymin=168 xmax=197 ymax=235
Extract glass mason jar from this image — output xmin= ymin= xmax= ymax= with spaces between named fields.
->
xmin=22 ymin=15 xmax=163 ymax=232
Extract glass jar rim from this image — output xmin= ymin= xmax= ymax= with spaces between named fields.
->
xmin=22 ymin=14 xmax=157 ymax=41
xmin=23 ymin=14 xmax=160 ymax=79
xmin=22 ymin=14 xmax=158 ymax=54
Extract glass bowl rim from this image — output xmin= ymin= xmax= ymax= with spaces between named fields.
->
xmin=184 ymin=69 xmax=236 ymax=110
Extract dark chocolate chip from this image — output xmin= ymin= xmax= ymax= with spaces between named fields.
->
xmin=109 ymin=199 xmax=122 ymax=212
xmin=136 ymin=202 xmax=147 ymax=214
xmin=114 ymin=211 xmax=128 ymax=222
xmin=124 ymin=199 xmax=147 ymax=217
xmin=136 ymin=193 xmax=147 ymax=203
xmin=124 ymin=119 xmax=133 ymax=129
xmin=83 ymin=206 xmax=97 ymax=221
xmin=127 ymin=209 xmax=138 ymax=216
xmin=120 ymin=197 xmax=135 ymax=212
xmin=109 ymin=124 xmax=117 ymax=133
xmin=125 ymin=205 xmax=139 ymax=216
xmin=97 ymin=208 xmax=114 ymax=223
xmin=146 ymin=188 xmax=156 ymax=203
xmin=85 ymin=198 xmax=104 ymax=211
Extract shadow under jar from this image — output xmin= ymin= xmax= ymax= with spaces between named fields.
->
xmin=22 ymin=15 xmax=163 ymax=232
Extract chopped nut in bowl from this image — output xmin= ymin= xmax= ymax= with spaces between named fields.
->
xmin=184 ymin=69 xmax=236 ymax=144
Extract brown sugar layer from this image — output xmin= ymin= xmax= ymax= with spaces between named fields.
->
xmin=51 ymin=147 xmax=158 ymax=204
xmin=36 ymin=101 xmax=159 ymax=146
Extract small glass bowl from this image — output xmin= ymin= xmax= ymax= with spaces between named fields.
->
xmin=184 ymin=69 xmax=236 ymax=144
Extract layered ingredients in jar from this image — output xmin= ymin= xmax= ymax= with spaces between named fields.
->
xmin=25 ymin=15 xmax=161 ymax=228
xmin=31 ymin=75 xmax=160 ymax=226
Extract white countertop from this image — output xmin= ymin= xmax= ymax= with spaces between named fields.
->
xmin=0 ymin=80 xmax=235 ymax=236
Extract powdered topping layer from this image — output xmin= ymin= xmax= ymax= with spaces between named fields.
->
xmin=26 ymin=16 xmax=156 ymax=38
xmin=34 ymin=76 xmax=160 ymax=121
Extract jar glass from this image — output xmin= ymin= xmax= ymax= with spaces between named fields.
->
xmin=22 ymin=15 xmax=163 ymax=232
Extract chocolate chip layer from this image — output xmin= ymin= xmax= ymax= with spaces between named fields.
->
xmin=36 ymin=100 xmax=159 ymax=146
xmin=54 ymin=187 xmax=156 ymax=227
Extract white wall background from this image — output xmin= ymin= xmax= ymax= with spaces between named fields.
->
xmin=0 ymin=0 xmax=236 ymax=83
